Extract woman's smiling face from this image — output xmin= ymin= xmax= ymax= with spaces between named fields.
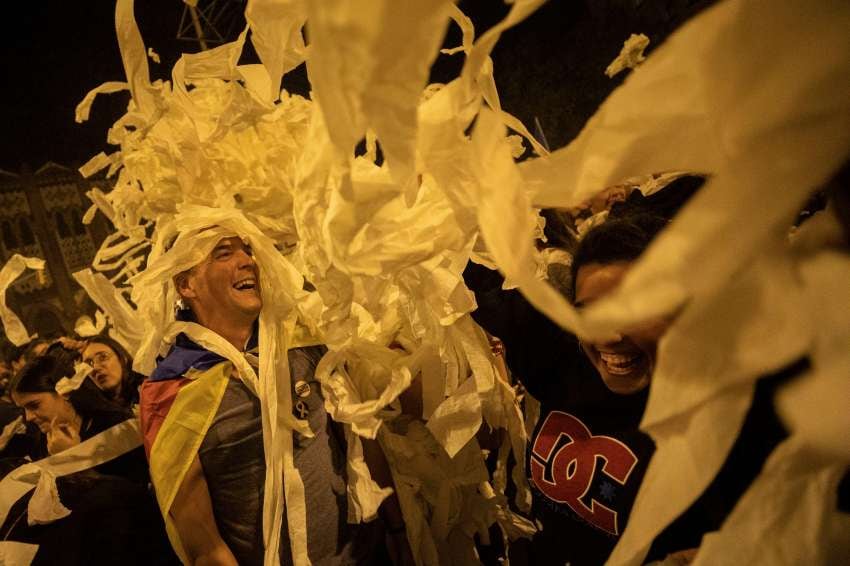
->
xmin=574 ymin=261 xmax=667 ymax=395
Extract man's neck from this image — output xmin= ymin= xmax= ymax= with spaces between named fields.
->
xmin=197 ymin=314 xmax=256 ymax=351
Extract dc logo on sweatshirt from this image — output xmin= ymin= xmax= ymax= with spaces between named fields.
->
xmin=529 ymin=411 xmax=638 ymax=535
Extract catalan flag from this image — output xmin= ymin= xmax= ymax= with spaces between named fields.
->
xmin=138 ymin=331 xmax=257 ymax=562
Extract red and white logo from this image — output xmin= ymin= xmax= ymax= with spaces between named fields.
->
xmin=530 ymin=411 xmax=638 ymax=535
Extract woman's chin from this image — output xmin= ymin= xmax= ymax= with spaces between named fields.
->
xmin=600 ymin=370 xmax=651 ymax=395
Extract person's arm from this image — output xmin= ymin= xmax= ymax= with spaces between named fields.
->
xmin=362 ymin=438 xmax=415 ymax=566
xmin=169 ymin=455 xmax=238 ymax=566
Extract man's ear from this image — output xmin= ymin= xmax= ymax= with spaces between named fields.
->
xmin=174 ymin=271 xmax=197 ymax=300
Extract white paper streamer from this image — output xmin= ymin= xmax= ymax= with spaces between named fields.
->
xmin=0 ymin=255 xmax=45 ymax=346
xmin=0 ymin=419 xmax=141 ymax=529
xmin=0 ymin=542 xmax=39 ymax=566
xmin=54 ymin=363 xmax=94 ymax=396
xmin=27 ymin=469 xmax=71 ymax=526
xmin=73 ymin=310 xmax=107 ymax=338
xmin=74 ymin=1 xmax=850 ymax=565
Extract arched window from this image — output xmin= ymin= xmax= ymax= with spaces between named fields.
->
xmin=18 ymin=218 xmax=35 ymax=246
xmin=2 ymin=220 xmax=17 ymax=249
xmin=55 ymin=211 xmax=70 ymax=238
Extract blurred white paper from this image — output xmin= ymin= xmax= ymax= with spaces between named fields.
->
xmin=0 ymin=542 xmax=38 ymax=566
xmin=0 ymin=255 xmax=45 ymax=346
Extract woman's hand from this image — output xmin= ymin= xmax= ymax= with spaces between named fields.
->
xmin=46 ymin=416 xmax=81 ymax=455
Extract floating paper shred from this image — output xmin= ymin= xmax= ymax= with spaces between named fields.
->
xmin=74 ymin=310 xmax=108 ymax=338
xmin=55 ymin=362 xmax=94 ymax=396
xmin=0 ymin=255 xmax=45 ymax=346
xmin=605 ymin=33 xmax=650 ymax=78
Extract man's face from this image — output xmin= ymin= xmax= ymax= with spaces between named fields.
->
xmin=575 ymin=261 xmax=667 ymax=395
xmin=178 ymin=237 xmax=262 ymax=328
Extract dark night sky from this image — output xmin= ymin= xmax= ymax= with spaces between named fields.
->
xmin=0 ymin=1 xmax=711 ymax=173
xmin=1 ymin=0 xmax=195 ymax=172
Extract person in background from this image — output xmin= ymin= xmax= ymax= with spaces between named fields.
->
xmin=8 ymin=343 xmax=146 ymax=477
xmin=0 ymin=343 xmax=178 ymax=565
xmin=81 ymin=333 xmax=143 ymax=408
xmin=8 ymin=339 xmax=50 ymax=374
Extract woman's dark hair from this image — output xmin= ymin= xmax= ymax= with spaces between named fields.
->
xmin=609 ymin=174 xmax=707 ymax=221
xmin=83 ymin=333 xmax=142 ymax=406
xmin=10 ymin=343 xmax=131 ymax=437
xmin=10 ymin=338 xmax=51 ymax=367
xmin=569 ymin=213 xmax=669 ymax=301
xmin=540 ymin=208 xmax=579 ymax=250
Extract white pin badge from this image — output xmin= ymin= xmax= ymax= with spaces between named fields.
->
xmin=294 ymin=380 xmax=311 ymax=399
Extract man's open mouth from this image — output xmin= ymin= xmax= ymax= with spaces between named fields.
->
xmin=233 ymin=277 xmax=257 ymax=291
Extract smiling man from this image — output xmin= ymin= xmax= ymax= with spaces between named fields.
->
xmin=139 ymin=234 xmax=398 ymax=566
xmin=175 ymin=237 xmax=262 ymax=348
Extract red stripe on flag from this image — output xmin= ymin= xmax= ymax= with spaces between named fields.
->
xmin=139 ymin=378 xmax=189 ymax=459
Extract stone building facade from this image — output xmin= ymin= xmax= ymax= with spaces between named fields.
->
xmin=0 ymin=162 xmax=112 ymax=345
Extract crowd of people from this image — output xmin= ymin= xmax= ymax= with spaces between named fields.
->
xmin=0 ymin=0 xmax=847 ymax=563
xmin=0 ymin=170 xmax=846 ymax=565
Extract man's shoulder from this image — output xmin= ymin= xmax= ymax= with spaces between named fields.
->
xmin=149 ymin=334 xmax=228 ymax=382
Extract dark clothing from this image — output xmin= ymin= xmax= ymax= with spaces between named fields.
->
xmin=0 ymin=468 xmax=179 ymax=566
xmin=79 ymin=408 xmax=151 ymax=485
xmin=12 ymin=404 xmax=150 ymax=486
xmin=0 ymin=398 xmax=161 ymax=565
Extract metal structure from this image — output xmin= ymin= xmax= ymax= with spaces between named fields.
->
xmin=176 ymin=0 xmax=246 ymax=51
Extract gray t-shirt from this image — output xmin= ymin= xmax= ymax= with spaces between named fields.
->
xmin=198 ymin=346 xmax=381 ymax=565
